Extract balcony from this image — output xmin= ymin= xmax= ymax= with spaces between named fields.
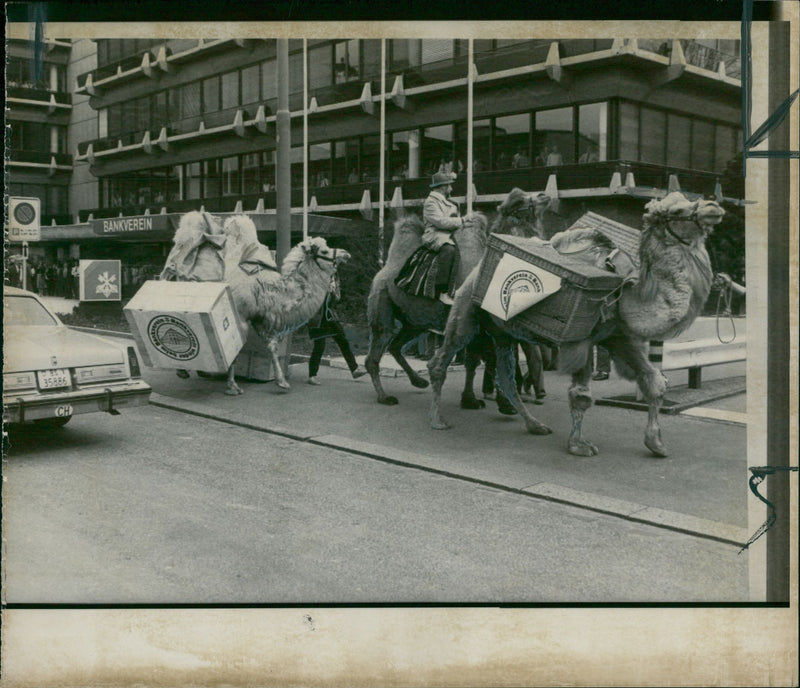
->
xmin=9 ymin=149 xmax=73 ymax=166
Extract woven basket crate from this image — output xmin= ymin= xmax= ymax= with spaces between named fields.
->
xmin=473 ymin=234 xmax=623 ymax=345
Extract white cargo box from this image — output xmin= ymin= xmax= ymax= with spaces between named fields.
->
xmin=124 ymin=280 xmax=246 ymax=373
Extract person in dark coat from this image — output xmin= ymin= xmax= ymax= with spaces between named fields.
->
xmin=307 ymin=272 xmax=367 ymax=385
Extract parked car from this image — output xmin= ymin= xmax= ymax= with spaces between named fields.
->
xmin=3 ymin=287 xmax=151 ymax=428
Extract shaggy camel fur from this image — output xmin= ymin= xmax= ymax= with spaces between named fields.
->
xmin=160 ymin=212 xmax=346 ymax=395
xmin=225 ymin=235 xmax=350 ymax=395
xmin=364 ymin=211 xmax=489 ymax=405
xmin=428 ymin=192 xmax=725 ymax=458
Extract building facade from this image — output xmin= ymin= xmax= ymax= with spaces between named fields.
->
xmin=7 ymin=36 xmax=743 ymax=266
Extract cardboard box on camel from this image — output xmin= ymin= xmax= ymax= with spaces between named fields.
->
xmin=124 ymin=280 xmax=247 ymax=373
xmin=474 ymin=233 xmax=625 ymax=345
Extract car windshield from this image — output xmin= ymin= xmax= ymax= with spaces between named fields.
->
xmin=3 ymin=295 xmax=60 ymax=327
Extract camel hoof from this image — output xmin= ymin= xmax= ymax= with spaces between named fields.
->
xmin=378 ymin=396 xmax=399 ymax=406
xmin=460 ymin=396 xmax=486 ymax=410
xmin=645 ymin=437 xmax=668 ymax=458
xmin=431 ymin=419 xmax=451 ymax=430
xmin=276 ymin=380 xmax=290 ymax=390
xmin=526 ymin=422 xmax=553 ymax=436
xmin=225 ymin=387 xmax=243 ymax=396
xmin=410 ymin=376 xmax=430 ymax=389
xmin=569 ymin=440 xmax=599 ymax=456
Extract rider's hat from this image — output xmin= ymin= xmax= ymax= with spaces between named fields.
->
xmin=429 ymin=171 xmax=457 ymax=188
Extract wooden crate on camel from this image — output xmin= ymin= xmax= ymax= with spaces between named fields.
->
xmin=124 ymin=280 xmax=247 ymax=373
xmin=473 ymin=233 xmax=624 ymax=345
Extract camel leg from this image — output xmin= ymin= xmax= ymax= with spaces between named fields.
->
xmin=365 ymin=327 xmax=400 ymax=405
xmin=609 ymin=337 xmax=669 ymax=457
xmin=428 ymin=343 xmax=459 ymax=430
xmin=388 ymin=326 xmax=430 ymax=389
xmin=567 ymin=360 xmax=598 ymax=456
xmin=225 ymin=363 xmax=243 ymax=396
xmin=494 ymin=338 xmax=551 ymax=435
xmin=521 ymin=342 xmax=545 ymax=403
xmin=460 ymin=335 xmax=487 ymax=410
xmin=269 ymin=338 xmax=290 ymax=389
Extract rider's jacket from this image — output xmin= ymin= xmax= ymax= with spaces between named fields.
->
xmin=421 ymin=190 xmax=462 ymax=250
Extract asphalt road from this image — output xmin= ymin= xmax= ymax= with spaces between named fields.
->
xmin=3 ymin=404 xmax=748 ymax=604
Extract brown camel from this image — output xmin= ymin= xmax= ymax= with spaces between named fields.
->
xmin=427 ymin=191 xmax=726 ymax=458
xmin=363 ymin=210 xmax=490 ymax=405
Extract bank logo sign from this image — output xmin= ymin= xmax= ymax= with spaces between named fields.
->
xmin=8 ymin=196 xmax=41 ymax=242
xmin=147 ymin=315 xmax=200 ymax=361
xmin=79 ymin=260 xmax=122 ymax=302
xmin=481 ymin=253 xmax=562 ymax=320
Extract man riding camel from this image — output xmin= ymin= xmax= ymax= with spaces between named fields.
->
xmin=421 ymin=171 xmax=465 ymax=305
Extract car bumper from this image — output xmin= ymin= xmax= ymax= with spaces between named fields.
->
xmin=3 ymin=380 xmax=152 ymax=424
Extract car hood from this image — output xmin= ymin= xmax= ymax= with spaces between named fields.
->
xmin=3 ymin=326 xmax=125 ymax=372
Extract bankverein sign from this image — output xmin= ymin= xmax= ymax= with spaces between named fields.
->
xmin=91 ymin=214 xmax=175 ymax=236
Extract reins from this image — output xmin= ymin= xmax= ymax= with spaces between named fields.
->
xmin=714 ymin=277 xmax=737 ymax=344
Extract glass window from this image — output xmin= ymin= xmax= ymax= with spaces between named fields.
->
xmin=204 ymin=159 xmax=222 ymax=197
xmin=180 ymin=82 xmax=201 ymax=119
xmin=640 ymin=107 xmax=666 ymax=165
xmin=493 ymin=113 xmax=530 ymax=169
xmin=261 ymin=60 xmax=276 ymax=101
xmin=309 ymin=143 xmax=332 ymax=187
xmin=690 ymin=119 xmax=715 ymax=170
xmin=421 ymin=39 xmax=454 ymax=64
xmin=203 ymin=76 xmax=220 ymax=113
xmin=107 ymin=104 xmax=122 ymax=138
xmin=260 ymin=151 xmax=276 ymax=191
xmin=120 ymin=101 xmax=137 ymax=138
xmin=135 ymin=96 xmax=151 ymax=132
xmin=55 ymin=126 xmax=68 ymax=153
xmin=334 ymin=40 xmax=360 ymax=83
xmin=390 ymin=130 xmax=414 ymax=179
xmin=360 ymin=135 xmax=387 ymax=182
xmin=361 ymin=40 xmax=382 ymax=80
xmin=221 ymin=156 xmax=240 ymax=195
xmin=241 ymin=64 xmax=260 ymax=105
xmin=468 ymin=119 xmax=492 ymax=173
xmin=221 ymin=71 xmax=240 ymax=109
xmin=618 ymin=101 xmax=639 ymax=160
xmin=390 ymin=39 xmax=411 ymax=69
xmin=666 ymin=113 xmax=691 ymax=168
xmin=334 ymin=139 xmax=360 ymax=184
xmin=242 ymin=153 xmax=261 ymax=194
xmin=166 ymin=165 xmax=182 ymax=202
xmin=186 ymin=162 xmax=202 ymax=199
xmin=714 ymin=124 xmax=737 ymax=171
xmin=578 ymin=102 xmax=608 ymax=162
xmin=422 ymin=124 xmax=454 ymax=176
xmin=153 ymin=90 xmax=168 ymax=129
xmin=535 ymin=107 xmax=574 ymax=165
xmin=308 ymin=44 xmax=332 ymax=90
xmin=289 ymin=51 xmax=304 ymax=92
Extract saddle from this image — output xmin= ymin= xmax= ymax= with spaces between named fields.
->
xmin=394 ymin=244 xmax=460 ymax=300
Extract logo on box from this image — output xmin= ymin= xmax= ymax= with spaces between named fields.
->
xmin=147 ymin=315 xmax=200 ymax=361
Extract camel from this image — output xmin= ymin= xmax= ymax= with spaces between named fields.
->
xmin=363 ymin=210 xmax=489 ymax=405
xmin=160 ymin=211 xmax=348 ymax=395
xmin=427 ymin=191 xmax=726 ymax=458
xmin=224 ymin=234 xmax=349 ymax=395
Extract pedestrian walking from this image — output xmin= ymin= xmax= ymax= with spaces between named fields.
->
xmin=307 ymin=272 xmax=367 ymax=385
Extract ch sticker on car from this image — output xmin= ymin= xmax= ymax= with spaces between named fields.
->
xmin=55 ymin=405 xmax=73 ymax=418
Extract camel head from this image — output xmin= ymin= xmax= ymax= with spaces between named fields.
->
xmin=644 ymin=192 xmax=725 ymax=245
xmin=299 ymin=236 xmax=351 ymax=272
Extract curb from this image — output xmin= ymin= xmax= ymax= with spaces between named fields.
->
xmin=148 ymin=391 xmax=750 ymax=549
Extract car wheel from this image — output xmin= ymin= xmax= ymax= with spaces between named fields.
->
xmin=33 ymin=416 xmax=72 ymax=428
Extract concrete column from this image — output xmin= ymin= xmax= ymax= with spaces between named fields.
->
xmin=50 ymin=126 xmax=59 ymax=153
xmin=49 ymin=64 xmax=58 ymax=92
xmin=276 ymin=38 xmax=291 ymax=265
xmin=408 ymin=129 xmax=420 ymax=179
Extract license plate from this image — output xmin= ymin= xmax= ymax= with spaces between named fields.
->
xmin=37 ymin=368 xmax=71 ymax=390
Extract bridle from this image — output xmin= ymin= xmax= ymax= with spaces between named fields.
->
xmin=664 ymin=212 xmax=702 ymax=246
xmin=311 ymin=247 xmax=340 ymax=268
